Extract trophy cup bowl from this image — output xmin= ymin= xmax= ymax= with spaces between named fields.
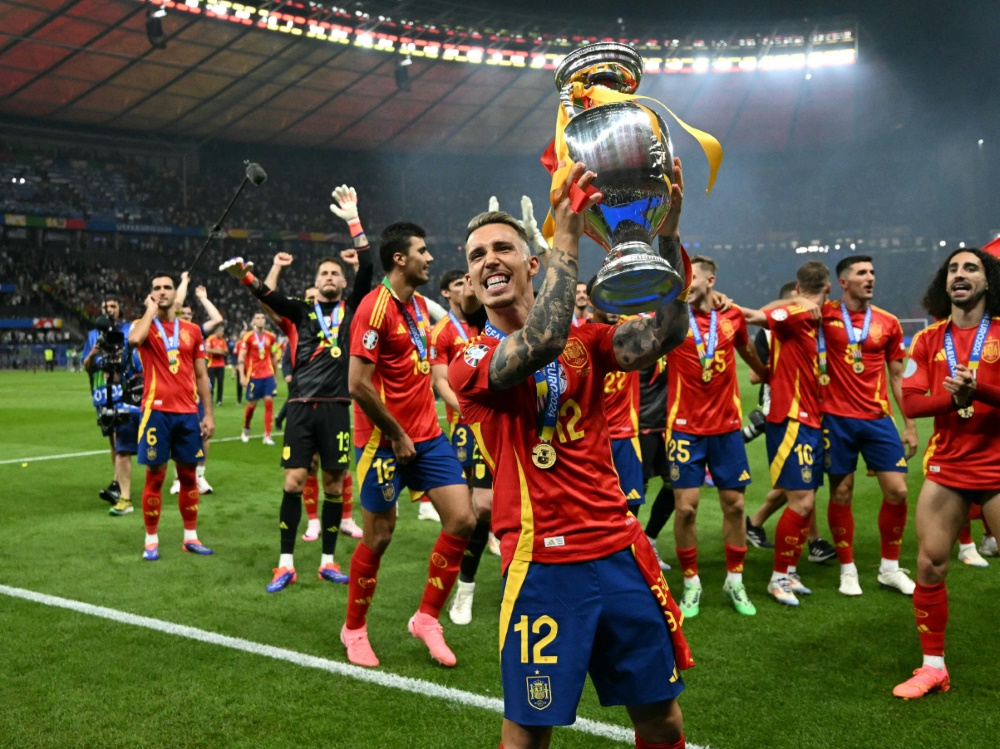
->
xmin=554 ymin=43 xmax=685 ymax=315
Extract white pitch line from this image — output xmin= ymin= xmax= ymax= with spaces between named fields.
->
xmin=0 ymin=432 xmax=284 ymax=466
xmin=0 ymin=585 xmax=708 ymax=747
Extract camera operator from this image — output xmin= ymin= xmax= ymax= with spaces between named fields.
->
xmin=83 ymin=297 xmax=143 ymax=516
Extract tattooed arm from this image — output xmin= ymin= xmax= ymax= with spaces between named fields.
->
xmin=612 ymin=156 xmax=690 ymax=370
xmin=488 ymin=162 xmax=603 ymax=390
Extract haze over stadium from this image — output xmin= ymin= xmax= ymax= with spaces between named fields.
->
xmin=1 ymin=0 xmax=999 ymax=747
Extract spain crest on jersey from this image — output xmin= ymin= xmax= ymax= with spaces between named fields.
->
xmin=527 ymin=675 xmax=552 ymax=710
xmin=984 ymin=339 xmax=1000 ymax=364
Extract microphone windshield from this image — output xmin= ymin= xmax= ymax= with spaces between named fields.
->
xmin=245 ymin=162 xmax=268 ymax=186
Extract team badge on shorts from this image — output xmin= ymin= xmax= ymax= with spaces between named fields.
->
xmin=457 ymin=447 xmax=468 ymax=462
xmin=463 ymin=343 xmax=489 ymax=367
xmin=670 ymin=464 xmax=681 ymax=482
xmin=147 ymin=447 xmax=157 ymax=462
xmin=527 ymin=676 xmax=552 ymax=710
xmin=801 ymin=466 xmax=813 ymax=484
xmin=362 ymin=330 xmax=379 ymax=350
xmin=381 ymin=484 xmax=396 ymax=502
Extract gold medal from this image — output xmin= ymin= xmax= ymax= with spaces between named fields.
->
xmin=819 ymin=373 xmax=830 ymax=386
xmin=852 ymin=361 xmax=865 ymax=374
xmin=531 ymin=442 xmax=557 ymax=469
xmin=958 ymin=405 xmax=975 ymax=419
xmin=701 ymin=369 xmax=712 ymax=383
xmin=418 ymin=360 xmax=431 ymax=375
xmin=169 ymin=360 xmax=180 ymax=375
xmin=330 ymin=345 xmax=342 ymax=359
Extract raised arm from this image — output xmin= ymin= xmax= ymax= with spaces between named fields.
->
xmin=488 ymin=162 xmax=603 ymax=390
xmin=611 ymin=157 xmax=691 ymax=370
xmin=128 ymin=295 xmax=159 ymax=347
xmin=329 ymin=186 xmax=375 ymax=312
xmin=174 ymin=271 xmax=191 ymax=308
xmin=264 ymin=252 xmax=293 ymax=291
xmin=195 ymin=285 xmax=224 ymax=335
xmin=220 ymin=257 xmax=306 ymax=324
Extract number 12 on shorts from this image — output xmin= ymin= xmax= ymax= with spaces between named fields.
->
xmin=513 ymin=615 xmax=558 ymax=664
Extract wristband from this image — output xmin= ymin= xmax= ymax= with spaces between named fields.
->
xmin=347 ymin=217 xmax=365 ymax=238
xmin=241 ymin=271 xmax=256 ymax=286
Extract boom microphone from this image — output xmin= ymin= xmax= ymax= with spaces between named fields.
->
xmin=188 ymin=159 xmax=267 ymax=273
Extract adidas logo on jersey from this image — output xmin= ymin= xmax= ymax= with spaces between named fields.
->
xmin=397 ymin=323 xmax=407 ymax=335
xmin=738 ymin=470 xmax=750 ymax=481
xmin=626 ymin=489 xmax=642 ymax=500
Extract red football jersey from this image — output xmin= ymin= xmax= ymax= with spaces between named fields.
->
xmin=905 ymin=318 xmax=1000 ymax=489
xmin=430 ymin=314 xmax=479 ymax=427
xmin=205 ymin=333 xmax=227 ymax=367
xmin=666 ymin=307 xmax=748 ymax=436
xmin=449 ymin=323 xmax=643 ymax=572
xmin=136 ymin=317 xmax=203 ymax=414
xmin=351 ymin=284 xmax=440 ymax=448
xmin=821 ymin=301 xmax=906 ymax=419
xmin=765 ymin=303 xmax=823 ymax=428
xmin=241 ymin=330 xmax=276 ymax=379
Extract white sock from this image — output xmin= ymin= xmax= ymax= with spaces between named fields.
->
xmin=959 ymin=542 xmax=976 ymax=553
xmin=279 ymin=553 xmax=294 ymax=569
xmin=771 ymin=570 xmax=786 ymax=583
xmin=880 ymin=558 xmax=899 ymax=573
xmin=841 ymin=562 xmax=858 ymax=575
xmin=196 ymin=465 xmax=206 ymax=478
xmin=183 ymin=529 xmax=198 ymax=542
xmin=787 ymin=565 xmax=797 ymax=575
xmin=923 ymin=655 xmax=945 ymax=671
xmin=145 ymin=533 xmax=159 ymax=547
xmin=307 ymin=518 xmax=321 ymax=529
xmin=726 ymin=572 xmax=743 ymax=585
xmin=684 ymin=574 xmax=701 ymax=588
xmin=320 ymin=554 xmax=334 ymax=566
xmin=457 ymin=580 xmax=475 ymax=591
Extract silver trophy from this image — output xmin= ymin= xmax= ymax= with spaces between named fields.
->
xmin=554 ymin=42 xmax=684 ymax=314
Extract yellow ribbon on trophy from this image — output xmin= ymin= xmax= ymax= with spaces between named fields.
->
xmin=540 ymin=81 xmax=724 ymax=246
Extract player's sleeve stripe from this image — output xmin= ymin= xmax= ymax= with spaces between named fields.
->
xmin=497 ymin=454 xmax=535 ymax=659
xmin=769 ymin=418 xmax=800 ymax=487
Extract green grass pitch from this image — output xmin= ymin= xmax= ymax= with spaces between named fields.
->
xmin=0 ymin=364 xmax=997 ymax=749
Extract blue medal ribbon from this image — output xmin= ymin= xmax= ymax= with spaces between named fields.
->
xmin=153 ymin=317 xmax=180 ymax=369
xmin=484 ymin=321 xmax=561 ymax=442
xmin=381 ymin=277 xmax=428 ymax=362
xmin=817 ymin=323 xmax=828 ymax=378
xmin=448 ymin=311 xmax=468 ymax=342
xmin=253 ymin=330 xmax=266 ymax=359
xmin=315 ymin=300 xmax=345 ymax=349
xmin=944 ymin=313 xmax=991 ymax=377
xmin=688 ymin=307 xmax=717 ymax=376
xmin=840 ymin=302 xmax=872 ymax=362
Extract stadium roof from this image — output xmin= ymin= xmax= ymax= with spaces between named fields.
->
xmin=0 ymin=0 xmax=907 ymax=155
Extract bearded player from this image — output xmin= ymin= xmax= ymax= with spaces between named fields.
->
xmin=451 ymin=160 xmax=694 ymax=749
xmin=893 ymin=248 xmax=1000 ymax=699
xmin=128 ymin=272 xmax=215 ymax=561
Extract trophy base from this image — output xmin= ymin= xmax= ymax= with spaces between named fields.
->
xmin=591 ymin=242 xmax=685 ymax=315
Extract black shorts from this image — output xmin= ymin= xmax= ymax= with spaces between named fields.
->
xmin=282 ymin=400 xmax=351 ymax=472
xmin=639 ymin=430 xmax=668 ymax=483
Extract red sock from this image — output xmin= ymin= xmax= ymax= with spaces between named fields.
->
xmin=636 ymin=734 xmax=685 ymax=749
xmin=141 ymin=468 xmax=166 ymax=535
xmin=264 ymin=399 xmax=274 ymax=436
xmin=913 ymin=582 xmax=947 ymax=656
xmin=243 ymin=404 xmax=255 ymax=429
xmin=958 ymin=520 xmax=973 ymax=546
xmin=774 ymin=508 xmax=810 ymax=574
xmin=346 ymin=542 xmax=382 ymax=630
xmin=675 ymin=547 xmax=699 ymax=579
xmin=418 ymin=532 xmax=468 ymax=618
xmin=878 ymin=499 xmax=907 ymax=561
xmin=968 ymin=504 xmax=983 ymax=521
xmin=176 ymin=463 xmax=199 ymax=532
xmin=724 ymin=544 xmax=747 ymax=574
xmin=827 ymin=501 xmax=855 ymax=564
xmin=303 ymin=474 xmax=319 ymax=522
xmin=342 ymin=473 xmax=354 ymax=520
